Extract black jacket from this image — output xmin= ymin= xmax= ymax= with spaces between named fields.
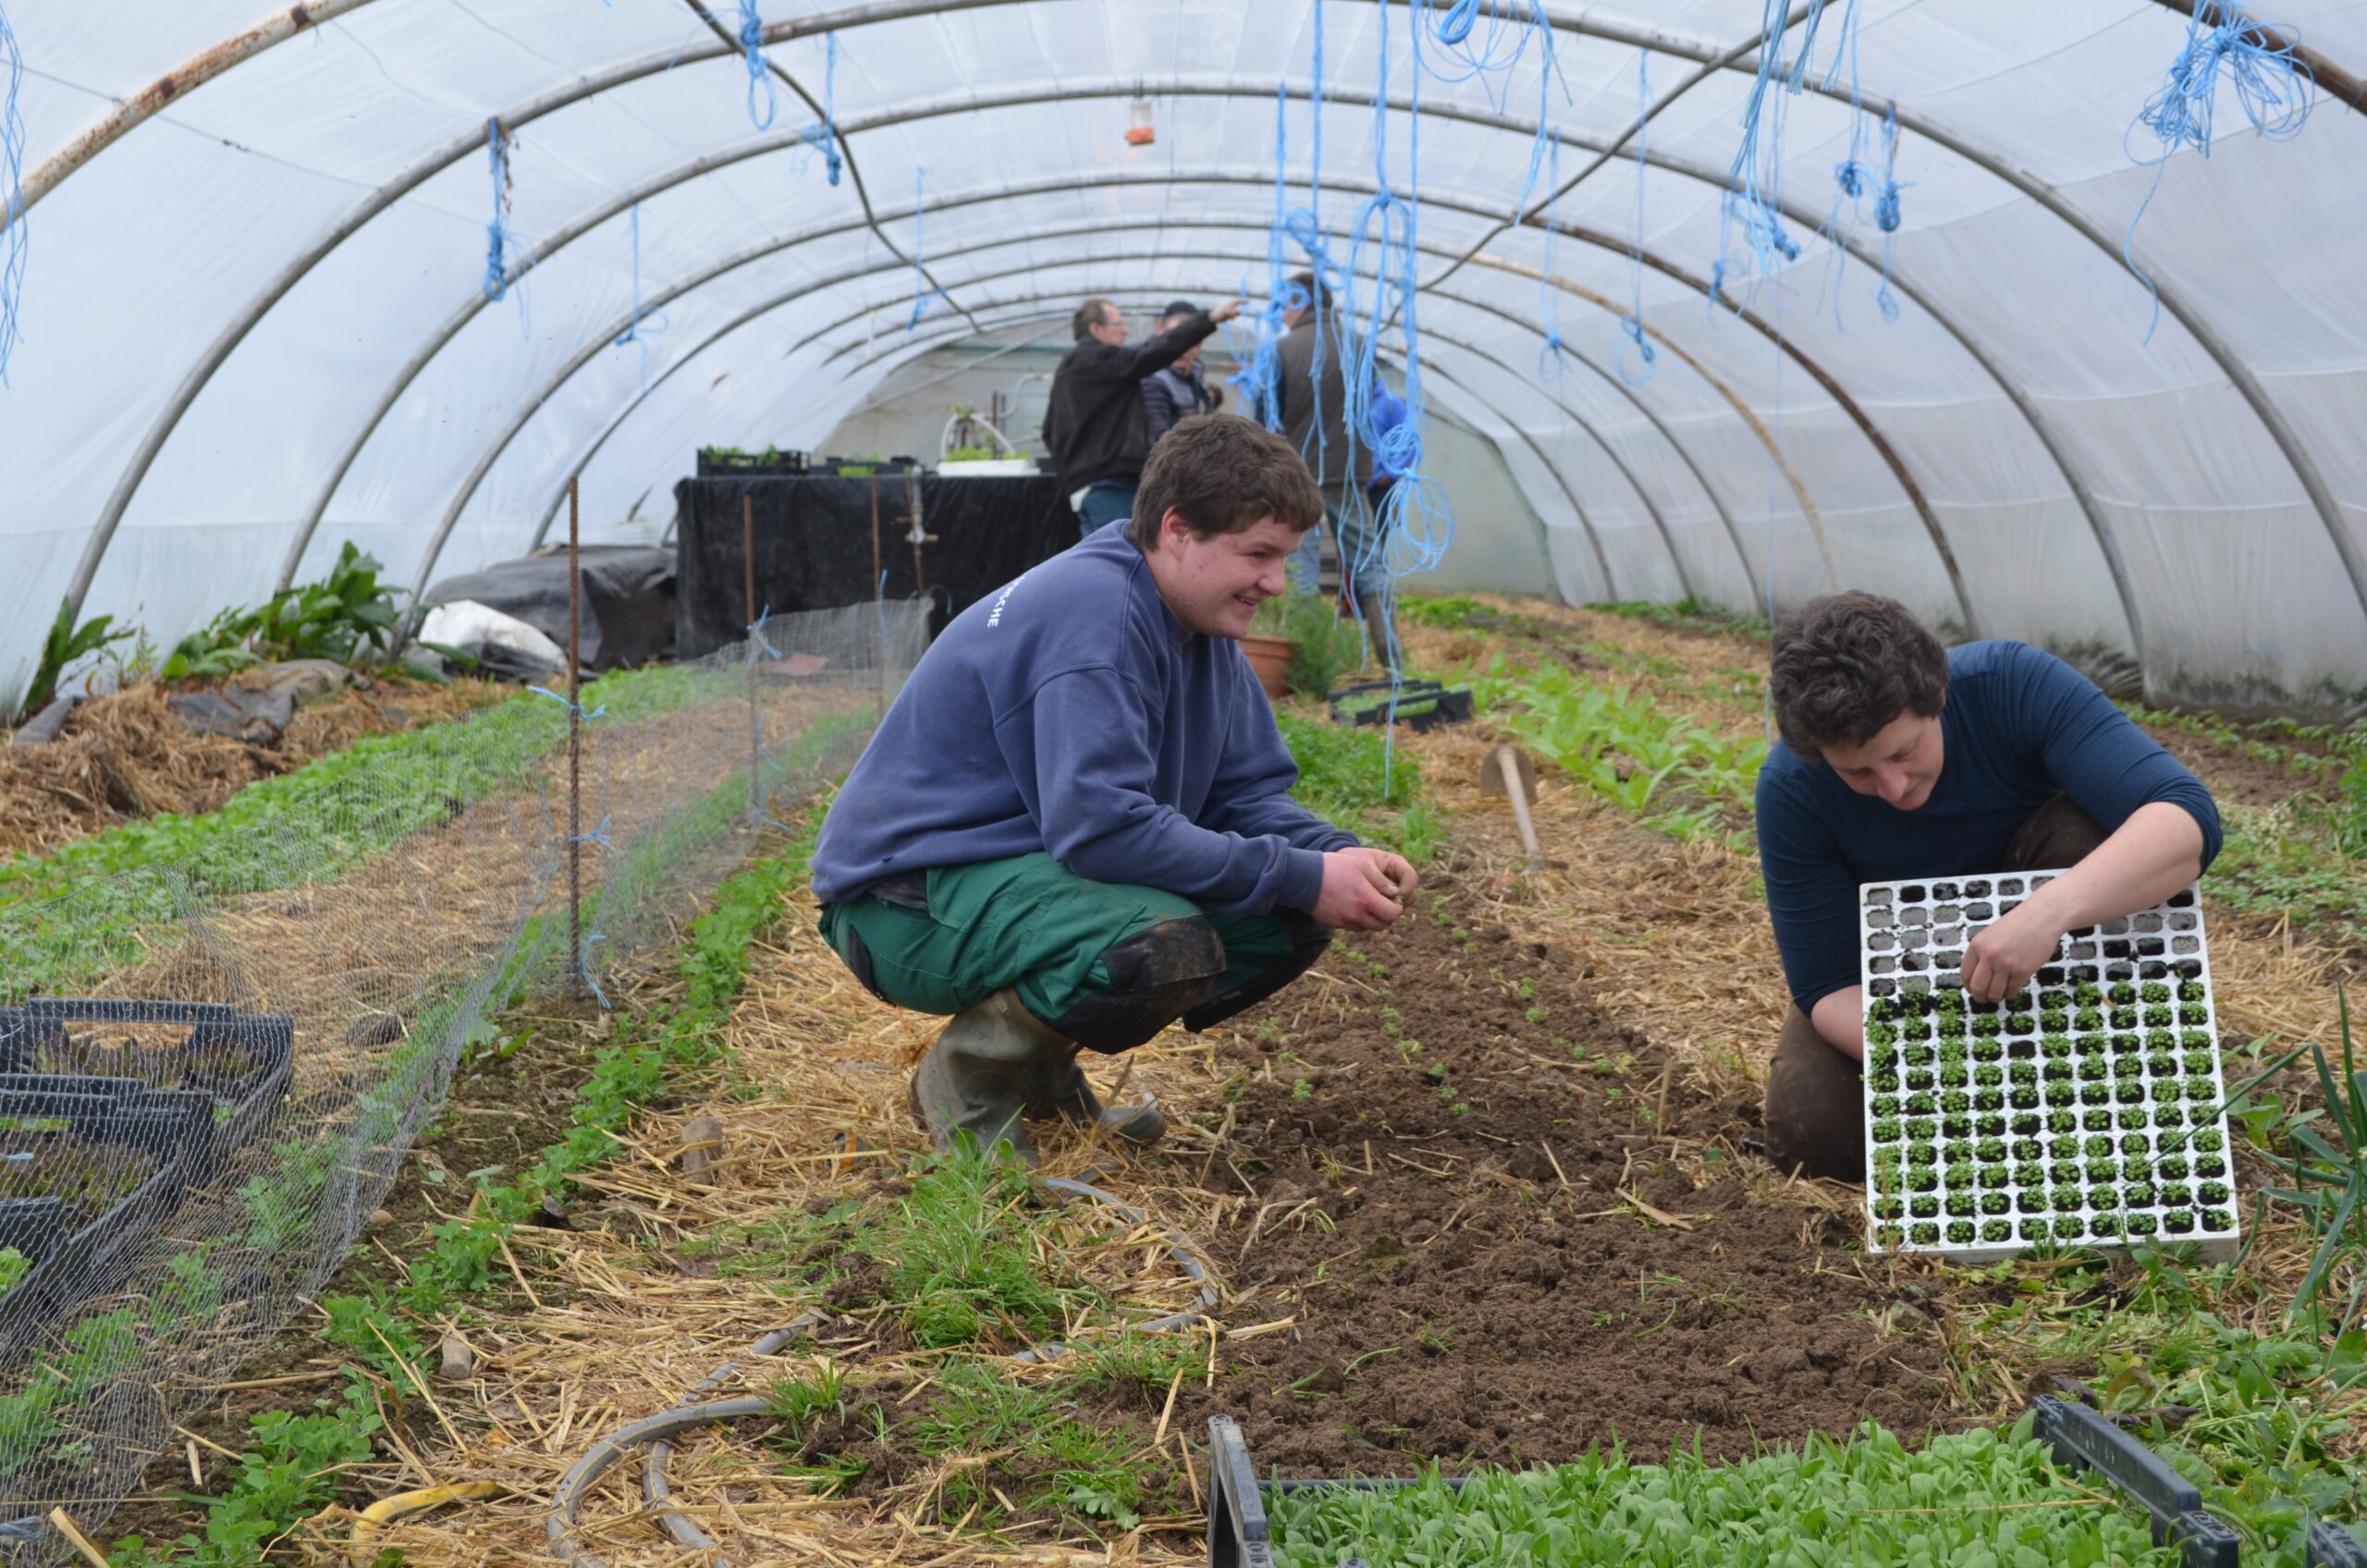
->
xmin=1043 ymin=312 xmax=1219 ymax=490
xmin=1274 ymin=312 xmax=1372 ymax=488
xmin=1143 ymin=361 xmax=1220 ymax=440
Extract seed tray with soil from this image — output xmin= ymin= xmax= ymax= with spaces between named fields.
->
xmin=1166 ymin=870 xmax=1956 ymax=1476
xmin=1858 ymin=874 xmax=2238 ymax=1259
xmin=0 ymin=999 xmax=294 ymax=1170
xmin=0 ymin=1086 xmax=209 ymax=1365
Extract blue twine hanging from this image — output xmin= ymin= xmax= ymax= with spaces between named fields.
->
xmin=906 ymin=166 xmax=946 ymax=329
xmin=611 ymin=202 xmax=669 ymax=389
xmin=740 ymin=0 xmax=778 ymax=131
xmin=795 ymin=31 xmax=843 ymax=185
xmin=2122 ymin=0 xmax=2312 ymax=342
xmin=1616 ymin=50 xmax=1656 ymax=386
xmin=1714 ymin=0 xmax=1827 ymax=310
xmin=481 ymin=117 xmax=518 ymax=303
xmin=0 ymin=1 xmax=26 ymax=387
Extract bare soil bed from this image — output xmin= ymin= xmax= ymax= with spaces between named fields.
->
xmin=1169 ymin=864 xmax=1955 ymax=1476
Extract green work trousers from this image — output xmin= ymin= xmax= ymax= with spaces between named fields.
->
xmin=818 ymin=851 xmax=1329 ymax=1053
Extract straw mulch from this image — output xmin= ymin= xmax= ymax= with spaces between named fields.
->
xmin=0 ymin=675 xmax=498 ymax=863
xmin=305 ymin=883 xmax=1230 ymax=1568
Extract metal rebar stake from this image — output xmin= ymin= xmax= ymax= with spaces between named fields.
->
xmin=743 ymin=492 xmax=761 ymax=827
xmin=567 ymin=476 xmax=583 ymax=1003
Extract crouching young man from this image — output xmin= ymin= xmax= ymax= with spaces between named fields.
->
xmin=809 ymin=414 xmax=1419 ymax=1163
xmin=1755 ymin=593 xmax=2221 ymax=1182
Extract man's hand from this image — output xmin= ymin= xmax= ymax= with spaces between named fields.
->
xmin=1209 ymin=298 xmax=1245 ymax=325
xmin=1960 ymin=900 xmax=2064 ymax=1003
xmin=1311 ymin=847 xmax=1416 ymax=931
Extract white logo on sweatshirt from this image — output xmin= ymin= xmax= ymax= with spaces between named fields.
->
xmin=987 ymin=575 xmax=1024 ymax=628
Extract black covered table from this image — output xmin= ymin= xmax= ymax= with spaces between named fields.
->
xmin=673 ymin=472 xmax=1073 ymax=659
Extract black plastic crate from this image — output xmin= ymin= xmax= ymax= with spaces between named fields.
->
xmin=1327 ymin=679 xmax=1473 ymax=733
xmin=0 ymin=1000 xmax=292 ymax=1172
xmin=0 ymin=1086 xmax=211 ymax=1366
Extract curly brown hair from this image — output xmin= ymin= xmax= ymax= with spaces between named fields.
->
xmin=1129 ymin=413 xmax=1324 ymax=550
xmin=1769 ymin=592 xmax=1950 ymax=758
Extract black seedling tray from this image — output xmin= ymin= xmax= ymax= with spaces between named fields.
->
xmin=0 ymin=1000 xmax=292 ymax=1173
xmin=1327 ymin=680 xmax=1473 ymax=734
xmin=0 ymin=1086 xmax=211 ymax=1366
xmin=1208 ymin=1405 xmax=2367 ymax=1568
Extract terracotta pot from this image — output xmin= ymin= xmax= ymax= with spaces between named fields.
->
xmin=1237 ymin=633 xmax=1296 ymax=701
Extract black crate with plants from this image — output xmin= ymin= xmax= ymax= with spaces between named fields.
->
xmin=0 ymin=1000 xmax=292 ymax=1172
xmin=0 ymin=1085 xmax=210 ymax=1366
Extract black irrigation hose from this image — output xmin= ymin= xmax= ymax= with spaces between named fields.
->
xmin=547 ymin=1178 xmax=1218 ymax=1566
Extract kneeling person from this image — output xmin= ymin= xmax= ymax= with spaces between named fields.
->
xmin=1756 ymin=593 xmax=2221 ymax=1182
xmin=811 ymin=414 xmax=1418 ymax=1162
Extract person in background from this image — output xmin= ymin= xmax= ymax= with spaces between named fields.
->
xmin=1273 ymin=272 xmax=1399 ymax=670
xmin=1044 ymin=296 xmax=1243 ymax=539
xmin=1755 ymin=592 xmax=2221 ymax=1182
xmin=810 ymin=415 xmax=1419 ymax=1165
xmin=1143 ymin=300 xmax=1224 ymax=441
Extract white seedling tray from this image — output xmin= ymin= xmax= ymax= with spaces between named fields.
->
xmin=1857 ymin=868 xmax=2239 ymax=1262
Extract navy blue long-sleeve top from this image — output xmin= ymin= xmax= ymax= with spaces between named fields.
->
xmin=811 ymin=522 xmax=1356 ymax=914
xmin=1756 ymin=640 xmax=2222 ymax=1014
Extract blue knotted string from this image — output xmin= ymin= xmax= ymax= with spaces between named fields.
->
xmin=1615 ymin=50 xmax=1656 ymax=386
xmin=2123 ymin=0 xmax=2312 ymax=342
xmin=526 ymin=685 xmax=607 ymax=721
xmin=577 ymin=932 xmax=611 ymax=1010
xmin=740 ymin=0 xmax=778 ymax=131
xmin=611 ymin=202 xmax=669 ymax=387
xmin=907 ymin=167 xmax=946 ymax=328
xmin=797 ymin=32 xmax=843 ymax=185
xmin=570 ymin=813 xmax=613 ymax=847
xmin=482 ymin=117 xmax=519 ymax=304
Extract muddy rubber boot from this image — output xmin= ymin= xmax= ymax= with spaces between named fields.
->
xmin=905 ymin=989 xmax=1073 ymax=1164
xmin=1024 ymin=1052 xmax=1167 ymax=1147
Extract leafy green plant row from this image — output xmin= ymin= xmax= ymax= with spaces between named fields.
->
xmin=1265 ymin=1419 xmax=2176 ymax=1568
xmin=1468 ymin=660 xmax=1767 ymax=841
xmin=106 ymin=811 xmax=828 ymax=1566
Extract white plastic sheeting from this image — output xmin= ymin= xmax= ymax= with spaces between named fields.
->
xmin=3 ymin=0 xmax=2364 ymax=711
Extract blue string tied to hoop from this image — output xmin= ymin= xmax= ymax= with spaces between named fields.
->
xmin=796 ymin=31 xmax=843 ymax=185
xmin=0 ymin=0 xmax=27 ymax=387
xmin=739 ymin=0 xmax=778 ymax=131
xmin=906 ymin=166 xmax=947 ymax=329
xmin=481 ymin=117 xmax=521 ymax=305
xmin=610 ymin=202 xmax=670 ymax=387
xmin=2123 ymin=0 xmax=2313 ymax=342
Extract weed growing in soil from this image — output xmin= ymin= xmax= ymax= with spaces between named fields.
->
xmin=1263 ymin=1420 xmax=2172 ymax=1568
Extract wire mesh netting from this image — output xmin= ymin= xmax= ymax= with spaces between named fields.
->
xmin=0 ymin=599 xmax=926 ymax=1550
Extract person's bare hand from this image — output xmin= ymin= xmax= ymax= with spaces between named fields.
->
xmin=1342 ymin=845 xmax=1416 ymax=904
xmin=1311 ymin=849 xmax=1408 ymax=931
xmin=1209 ymin=298 xmax=1245 ymax=325
xmin=1960 ymin=902 xmax=2063 ymax=1002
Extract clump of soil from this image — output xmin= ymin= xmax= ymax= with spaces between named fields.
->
xmin=1171 ymin=868 xmax=1956 ymax=1476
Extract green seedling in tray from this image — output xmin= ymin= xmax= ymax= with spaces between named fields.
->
xmin=1859 ymin=871 xmax=2239 ymax=1257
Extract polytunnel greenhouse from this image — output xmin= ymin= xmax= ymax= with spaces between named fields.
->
xmin=3 ymin=1 xmax=2367 ymax=1564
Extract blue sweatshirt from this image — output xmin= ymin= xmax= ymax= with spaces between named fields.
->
xmin=1757 ymin=640 xmax=2221 ymax=1013
xmin=811 ymin=522 xmax=1357 ymax=914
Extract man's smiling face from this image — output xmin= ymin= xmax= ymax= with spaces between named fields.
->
xmin=1144 ymin=509 xmax=1301 ymax=639
xmin=1818 ymin=706 xmax=1946 ymax=810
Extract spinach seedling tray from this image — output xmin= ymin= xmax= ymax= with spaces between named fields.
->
xmin=1327 ymin=680 xmax=1473 ymax=733
xmin=0 ymin=1086 xmax=211 ymax=1366
xmin=1208 ymin=1405 xmax=2356 ymax=1568
xmin=1858 ymin=873 xmax=2238 ymax=1261
xmin=0 ymin=999 xmax=293 ymax=1173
